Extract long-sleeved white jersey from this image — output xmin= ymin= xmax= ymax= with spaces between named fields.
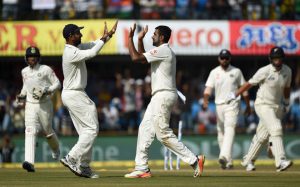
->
xmin=20 ymin=64 xmax=61 ymax=103
xmin=62 ymin=39 xmax=104 ymax=90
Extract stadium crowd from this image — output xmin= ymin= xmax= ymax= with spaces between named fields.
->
xmin=1 ymin=64 xmax=300 ymax=137
xmin=1 ymin=0 xmax=300 ymax=21
xmin=1 ymin=0 xmax=300 ymax=136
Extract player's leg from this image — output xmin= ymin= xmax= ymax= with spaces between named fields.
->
xmin=220 ymin=105 xmax=239 ymax=169
xmin=215 ymin=105 xmax=224 ymax=152
xmin=61 ymin=91 xmax=99 ymax=178
xmin=259 ymin=105 xmax=293 ymax=171
xmin=241 ymin=121 xmax=269 ymax=170
xmin=23 ymin=103 xmax=39 ymax=172
xmin=125 ymin=101 xmax=155 ymax=178
xmin=39 ymin=100 xmax=60 ymax=160
xmin=152 ymin=91 xmax=204 ymax=177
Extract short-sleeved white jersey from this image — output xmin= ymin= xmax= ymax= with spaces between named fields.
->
xmin=143 ymin=43 xmax=176 ymax=95
xmin=205 ymin=65 xmax=246 ymax=104
xmin=248 ymin=64 xmax=292 ymax=106
xmin=62 ymin=39 xmax=104 ymax=90
xmin=21 ymin=64 xmax=61 ymax=103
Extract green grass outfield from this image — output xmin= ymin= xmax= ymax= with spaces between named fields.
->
xmin=0 ymin=160 xmax=299 ymax=187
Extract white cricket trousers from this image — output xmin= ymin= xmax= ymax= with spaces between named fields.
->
xmin=244 ymin=104 xmax=286 ymax=167
xmin=24 ymin=100 xmax=57 ymax=164
xmin=61 ymin=90 xmax=99 ymax=167
xmin=215 ymin=102 xmax=239 ymax=163
xmin=135 ymin=90 xmax=197 ymax=171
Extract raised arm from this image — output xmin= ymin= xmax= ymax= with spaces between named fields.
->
xmin=128 ymin=23 xmax=147 ymax=63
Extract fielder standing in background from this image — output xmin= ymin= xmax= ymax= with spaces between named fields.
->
xmin=59 ymin=21 xmax=118 ymax=178
xmin=202 ymin=49 xmax=251 ymax=169
xmin=125 ymin=23 xmax=205 ymax=178
xmin=228 ymin=46 xmax=293 ymax=172
xmin=17 ymin=46 xmax=61 ymax=172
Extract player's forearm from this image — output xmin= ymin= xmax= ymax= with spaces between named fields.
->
xmin=138 ymin=39 xmax=146 ymax=53
xmin=236 ymin=82 xmax=252 ymax=97
xmin=283 ymin=87 xmax=291 ymax=103
xmin=128 ymin=37 xmax=144 ymax=62
xmin=242 ymin=94 xmax=250 ymax=108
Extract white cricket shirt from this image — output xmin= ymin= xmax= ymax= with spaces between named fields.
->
xmin=205 ymin=65 xmax=246 ymax=104
xmin=21 ymin=64 xmax=61 ymax=103
xmin=143 ymin=43 xmax=176 ymax=95
xmin=62 ymin=39 xmax=104 ymax=90
xmin=248 ymin=64 xmax=292 ymax=106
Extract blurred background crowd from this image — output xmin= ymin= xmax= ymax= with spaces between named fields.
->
xmin=1 ymin=0 xmax=300 ymax=139
xmin=1 ymin=0 xmax=300 ymax=21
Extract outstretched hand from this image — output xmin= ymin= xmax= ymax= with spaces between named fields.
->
xmin=129 ymin=23 xmax=136 ymax=38
xmin=138 ymin=25 xmax=148 ymax=40
xmin=102 ymin=20 xmax=118 ymax=42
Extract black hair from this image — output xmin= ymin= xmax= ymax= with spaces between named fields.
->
xmin=155 ymin=25 xmax=172 ymax=43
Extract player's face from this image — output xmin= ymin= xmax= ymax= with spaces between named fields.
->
xmin=271 ymin=58 xmax=283 ymax=69
xmin=73 ymin=30 xmax=82 ymax=46
xmin=218 ymin=56 xmax=230 ymax=69
xmin=26 ymin=56 xmax=39 ymax=68
xmin=152 ymin=29 xmax=160 ymax=47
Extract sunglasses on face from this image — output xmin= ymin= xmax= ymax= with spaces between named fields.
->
xmin=220 ymin=57 xmax=230 ymax=60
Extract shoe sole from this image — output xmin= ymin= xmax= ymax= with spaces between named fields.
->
xmin=60 ymin=159 xmax=82 ymax=177
xmin=22 ymin=162 xmax=35 ymax=172
xmin=125 ymin=172 xmax=152 ymax=178
xmin=277 ymin=161 xmax=293 ymax=172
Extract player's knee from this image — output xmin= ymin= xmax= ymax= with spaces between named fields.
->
xmin=270 ymin=126 xmax=283 ymax=137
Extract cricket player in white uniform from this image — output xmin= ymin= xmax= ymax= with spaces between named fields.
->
xmin=228 ymin=46 xmax=293 ymax=172
xmin=17 ymin=46 xmax=61 ymax=172
xmin=203 ymin=49 xmax=251 ymax=169
xmin=59 ymin=21 xmax=118 ymax=178
xmin=125 ymin=23 xmax=205 ymax=178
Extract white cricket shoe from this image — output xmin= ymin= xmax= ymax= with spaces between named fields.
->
xmin=193 ymin=155 xmax=205 ymax=177
xmin=60 ymin=155 xmax=81 ymax=176
xmin=79 ymin=166 xmax=99 ymax=178
xmin=52 ymin=149 xmax=60 ymax=160
xmin=241 ymin=160 xmax=256 ymax=171
xmin=276 ymin=160 xmax=293 ymax=172
xmin=124 ymin=169 xmax=152 ymax=178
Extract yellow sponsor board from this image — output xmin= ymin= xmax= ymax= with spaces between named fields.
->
xmin=0 ymin=20 xmax=117 ymax=56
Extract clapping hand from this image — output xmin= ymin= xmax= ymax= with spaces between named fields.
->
xmin=129 ymin=23 xmax=136 ymax=38
xmin=138 ymin=25 xmax=148 ymax=40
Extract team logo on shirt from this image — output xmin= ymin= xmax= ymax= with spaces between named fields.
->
xmin=268 ymin=76 xmax=275 ymax=81
xmin=150 ymin=49 xmax=157 ymax=55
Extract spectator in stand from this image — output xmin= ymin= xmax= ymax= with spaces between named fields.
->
xmin=157 ymin=0 xmax=176 ymax=19
xmin=192 ymin=0 xmax=211 ymax=19
xmin=2 ymin=0 xmax=19 ymax=20
xmin=32 ymin=0 xmax=58 ymax=20
xmin=74 ymin=0 xmax=89 ymax=19
xmin=140 ymin=0 xmax=160 ymax=19
xmin=59 ymin=0 xmax=76 ymax=19
xmin=106 ymin=0 xmax=133 ymax=19
xmin=0 ymin=134 xmax=15 ymax=163
xmin=87 ymin=0 xmax=104 ymax=19
xmin=247 ymin=0 xmax=262 ymax=20
xmin=295 ymin=0 xmax=300 ymax=20
xmin=228 ymin=0 xmax=244 ymax=20
xmin=176 ymin=0 xmax=192 ymax=19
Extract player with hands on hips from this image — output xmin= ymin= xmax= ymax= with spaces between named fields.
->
xmin=233 ymin=46 xmax=293 ymax=172
xmin=124 ymin=23 xmax=205 ymax=178
xmin=202 ymin=49 xmax=251 ymax=169
xmin=19 ymin=46 xmax=61 ymax=172
xmin=59 ymin=21 xmax=118 ymax=179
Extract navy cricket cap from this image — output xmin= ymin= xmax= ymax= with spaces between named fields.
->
xmin=219 ymin=49 xmax=231 ymax=58
xmin=63 ymin=24 xmax=84 ymax=39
